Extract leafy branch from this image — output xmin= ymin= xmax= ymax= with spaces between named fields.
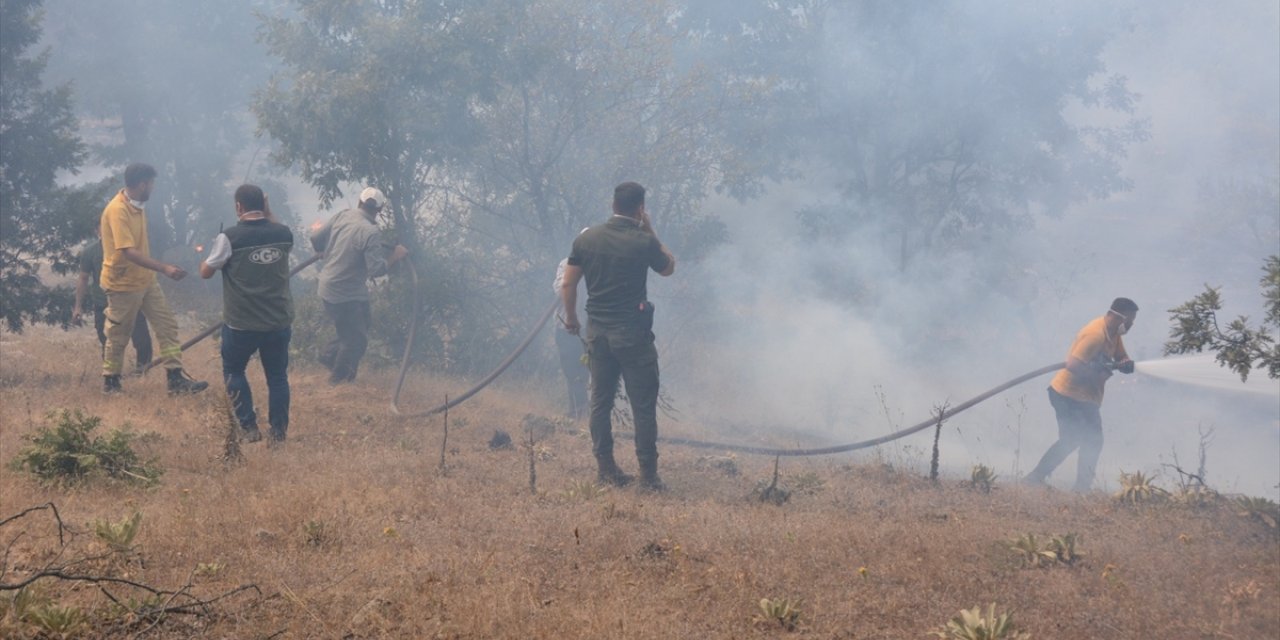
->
xmin=1164 ymin=255 xmax=1280 ymax=381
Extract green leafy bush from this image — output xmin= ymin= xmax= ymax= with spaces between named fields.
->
xmin=8 ymin=409 xmax=162 ymax=486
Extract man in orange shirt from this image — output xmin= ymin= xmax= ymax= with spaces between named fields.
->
xmin=99 ymin=163 xmax=208 ymax=395
xmin=1024 ymin=298 xmax=1138 ymax=491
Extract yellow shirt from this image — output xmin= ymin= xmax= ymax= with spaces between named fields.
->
xmin=1050 ymin=315 xmax=1128 ymax=405
xmin=99 ymin=190 xmax=155 ymax=292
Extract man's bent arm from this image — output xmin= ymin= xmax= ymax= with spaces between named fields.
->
xmin=120 ymin=247 xmax=171 ymax=273
xmin=74 ymin=272 xmax=89 ymax=315
xmin=560 ymin=264 xmax=584 ymax=332
xmin=199 ymin=262 xmax=217 ymax=279
xmin=657 ymin=246 xmax=676 ymax=277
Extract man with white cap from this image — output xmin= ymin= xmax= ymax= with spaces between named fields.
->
xmin=309 ymin=187 xmax=407 ymax=384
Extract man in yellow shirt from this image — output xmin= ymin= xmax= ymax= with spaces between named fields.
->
xmin=1024 ymin=297 xmax=1138 ymax=491
xmin=99 ymin=163 xmax=208 ymax=395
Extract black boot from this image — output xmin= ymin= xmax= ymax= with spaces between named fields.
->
xmin=166 ymin=369 xmax=209 ymax=395
xmin=596 ymin=455 xmax=634 ymax=487
xmin=639 ymin=460 xmax=666 ymax=492
xmin=102 ymin=374 xmax=123 ymax=395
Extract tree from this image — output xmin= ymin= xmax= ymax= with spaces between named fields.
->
xmin=254 ymin=0 xmax=510 ymax=239
xmin=40 ymin=0 xmax=291 ymax=267
xmin=255 ymin=0 xmax=769 ymax=372
xmin=0 ymin=0 xmax=106 ymax=332
xmin=791 ymin=0 xmax=1149 ymax=271
xmin=1164 ymin=255 xmax=1280 ymax=382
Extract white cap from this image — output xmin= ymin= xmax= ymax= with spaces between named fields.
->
xmin=359 ymin=187 xmax=385 ymax=208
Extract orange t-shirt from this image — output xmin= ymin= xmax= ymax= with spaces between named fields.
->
xmin=1050 ymin=316 xmax=1127 ymax=405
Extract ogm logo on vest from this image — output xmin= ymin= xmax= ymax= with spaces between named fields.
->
xmin=249 ymin=247 xmax=284 ymax=265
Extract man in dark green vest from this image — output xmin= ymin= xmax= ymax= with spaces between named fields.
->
xmin=199 ymin=184 xmax=294 ymax=444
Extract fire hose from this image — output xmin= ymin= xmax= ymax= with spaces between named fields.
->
xmin=152 ymin=253 xmax=1065 ymax=457
xmin=390 ymin=296 xmax=560 ymax=418
xmin=630 ymin=362 xmax=1065 ymax=456
xmin=141 ymin=254 xmax=323 ymax=374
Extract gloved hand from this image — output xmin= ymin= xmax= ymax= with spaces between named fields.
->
xmin=1116 ymin=360 xmax=1135 ymax=374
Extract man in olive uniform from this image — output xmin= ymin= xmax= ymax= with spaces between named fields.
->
xmin=560 ymin=182 xmax=676 ymax=490
xmin=74 ymin=227 xmax=152 ymax=372
xmin=199 ymin=184 xmax=294 ymax=444
xmin=1024 ymin=297 xmax=1138 ymax=491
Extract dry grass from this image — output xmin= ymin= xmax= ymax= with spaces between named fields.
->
xmin=1 ymin=325 xmax=1277 ymax=638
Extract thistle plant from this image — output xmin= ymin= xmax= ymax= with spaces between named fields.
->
xmin=932 ymin=603 xmax=1029 ymax=639
xmin=1235 ymin=496 xmax=1279 ymax=529
xmin=93 ymin=511 xmax=143 ymax=553
xmin=1115 ymin=471 xmax=1167 ymax=505
xmin=756 ymin=597 xmax=803 ymax=631
xmin=969 ymin=464 xmax=998 ymax=493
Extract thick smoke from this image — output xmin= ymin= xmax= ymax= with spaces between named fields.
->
xmin=657 ymin=0 xmax=1279 ymax=497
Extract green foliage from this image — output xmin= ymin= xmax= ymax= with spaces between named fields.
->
xmin=2 ymin=586 xmax=50 ymax=627
xmin=933 ymin=604 xmax=1029 ymax=639
xmin=1171 ymin=486 xmax=1220 ymax=510
xmin=40 ymin=0 xmax=291 ymax=263
xmin=8 ymin=409 xmax=162 ymax=486
xmin=23 ymin=601 xmax=87 ymax=636
xmin=788 ymin=471 xmax=826 ymax=494
xmin=968 ymin=464 xmax=998 ymax=493
xmin=1234 ymin=496 xmax=1279 ymax=530
xmin=562 ymin=479 xmax=608 ymax=502
xmin=756 ymin=597 xmax=803 ymax=631
xmin=1164 ymin=256 xmax=1280 ymax=381
xmin=1114 ymin=471 xmax=1167 ymax=506
xmin=93 ymin=511 xmax=143 ymax=552
xmin=1043 ymin=534 xmax=1084 ymax=567
xmin=302 ymin=519 xmax=339 ymax=549
xmin=1008 ymin=533 xmax=1084 ymax=568
xmin=1007 ymin=533 xmax=1046 ymax=568
xmin=0 ymin=0 xmax=107 ymax=332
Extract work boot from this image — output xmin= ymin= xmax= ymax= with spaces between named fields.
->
xmin=596 ymin=455 xmax=634 ymax=487
xmin=102 ymin=375 xmax=123 ymax=395
xmin=639 ymin=462 xmax=666 ymax=493
xmin=241 ymin=426 xmax=263 ymax=443
xmin=166 ymin=369 xmax=209 ymax=395
xmin=268 ymin=427 xmax=286 ymax=445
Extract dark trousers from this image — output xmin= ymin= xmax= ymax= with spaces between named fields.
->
xmin=94 ymin=305 xmax=152 ymax=368
xmin=586 ymin=322 xmax=660 ymax=467
xmin=555 ymin=327 xmax=589 ymax=420
xmin=319 ymin=300 xmax=370 ymax=383
xmin=221 ymin=326 xmax=291 ymax=437
xmin=1027 ymin=387 xmax=1104 ymax=491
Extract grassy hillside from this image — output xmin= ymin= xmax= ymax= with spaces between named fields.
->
xmin=1 ymin=326 xmax=1276 ymax=638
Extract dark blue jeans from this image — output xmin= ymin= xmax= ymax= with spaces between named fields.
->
xmin=221 ymin=326 xmax=291 ymax=437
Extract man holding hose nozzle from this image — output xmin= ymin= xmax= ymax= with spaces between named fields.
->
xmin=309 ymin=187 xmax=407 ymax=384
xmin=561 ymin=182 xmax=676 ymax=491
xmin=1024 ymin=297 xmax=1138 ymax=492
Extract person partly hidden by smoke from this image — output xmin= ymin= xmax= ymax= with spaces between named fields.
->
xmin=1023 ymin=297 xmax=1138 ymax=491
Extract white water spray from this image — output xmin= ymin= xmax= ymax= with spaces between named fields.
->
xmin=1137 ymin=354 xmax=1280 ymax=398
